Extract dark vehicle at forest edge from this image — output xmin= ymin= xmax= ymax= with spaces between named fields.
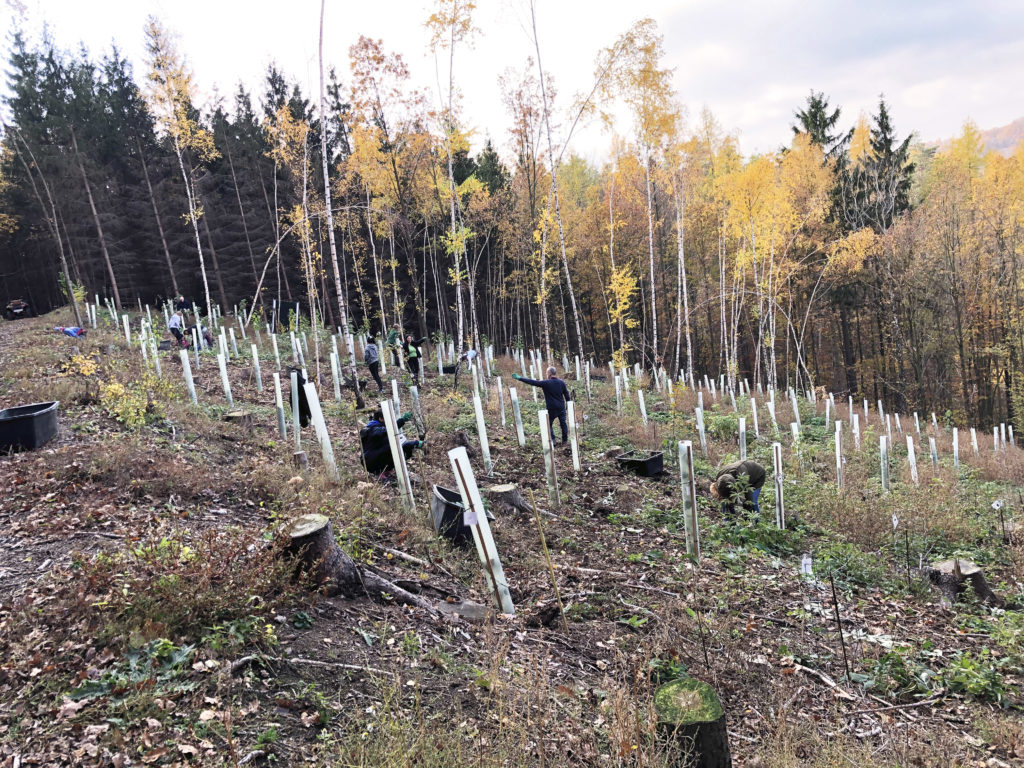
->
xmin=4 ymin=299 xmax=33 ymax=320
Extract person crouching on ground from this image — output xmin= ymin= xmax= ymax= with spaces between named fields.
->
xmin=710 ymin=460 xmax=766 ymax=514
xmin=512 ymin=365 xmax=572 ymax=445
xmin=365 ymin=335 xmax=384 ymax=392
xmin=360 ymin=409 xmax=426 ymax=478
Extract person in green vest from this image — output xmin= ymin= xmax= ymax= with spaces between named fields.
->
xmin=386 ymin=327 xmax=401 ymax=367
xmin=404 ymin=333 xmax=428 ymax=384
xmin=710 ymin=460 xmax=766 ymax=514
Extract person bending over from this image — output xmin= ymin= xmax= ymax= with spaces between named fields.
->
xmin=360 ymin=409 xmax=426 ymax=477
xmin=167 ymin=309 xmax=185 ymax=346
xmin=512 ymin=366 xmax=572 ymax=444
xmin=710 ymin=460 xmax=766 ymax=514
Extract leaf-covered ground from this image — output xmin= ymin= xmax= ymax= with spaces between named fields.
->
xmin=1 ymin=311 xmax=1022 ymax=767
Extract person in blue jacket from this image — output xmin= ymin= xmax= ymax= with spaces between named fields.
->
xmin=359 ymin=409 xmax=426 ymax=476
xmin=512 ymin=366 xmax=572 ymax=444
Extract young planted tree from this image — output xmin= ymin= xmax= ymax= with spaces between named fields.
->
xmin=143 ymin=16 xmax=220 ymax=321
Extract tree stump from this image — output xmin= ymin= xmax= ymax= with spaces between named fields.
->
xmin=925 ymin=558 xmax=1003 ymax=607
xmin=483 ymin=483 xmax=534 ymax=515
xmin=293 ymin=450 xmax=308 ymax=470
xmin=224 ymin=411 xmax=253 ymax=431
xmin=281 ymin=514 xmax=435 ymax=612
xmin=452 ymin=430 xmax=476 ymax=457
xmin=654 ymin=677 xmax=732 ymax=768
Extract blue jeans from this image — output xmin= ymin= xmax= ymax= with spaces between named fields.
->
xmin=549 ymin=410 xmax=568 ymax=443
xmin=751 ymin=487 xmax=761 ymax=513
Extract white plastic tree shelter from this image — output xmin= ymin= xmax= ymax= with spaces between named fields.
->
xmin=695 ymin=406 xmax=708 ymax=454
xmin=929 ymin=437 xmax=938 ymax=468
xmin=304 ymin=382 xmax=340 ymax=483
xmin=217 ymin=352 xmax=233 ymax=407
xmin=952 ymin=428 xmax=959 ymax=468
xmin=971 ymin=427 xmax=979 ymax=455
xmin=738 ymin=417 xmax=747 ymax=461
xmin=994 ymin=426 xmax=1000 ymax=452
xmin=330 ymin=352 xmax=341 ymax=401
xmin=497 ymin=377 xmax=507 ymax=427
xmin=448 ymin=446 xmax=515 ymax=615
xmin=880 ymin=436 xmax=890 ymax=492
xmin=229 ymin=328 xmax=239 ymax=358
xmin=614 ymin=375 xmax=622 ymax=416
xmin=678 ymin=440 xmax=700 ymax=557
xmin=473 ymin=393 xmax=493 ymax=476
xmin=885 ymin=414 xmax=893 ymax=446
xmin=863 ymin=399 xmax=869 ymax=426
xmin=538 ymin=409 xmax=560 ymax=505
xmin=510 ymin=387 xmax=526 ymax=447
xmin=906 ymin=434 xmax=919 ymax=485
xmin=291 ymin=370 xmax=301 ymax=450
xmin=773 ymin=442 xmax=785 ymax=530
xmin=790 ymin=390 xmax=801 ymax=428
xmin=391 ymin=379 xmax=401 ymax=413
xmin=380 ymin=399 xmax=413 ymax=510
xmin=852 ymin=413 xmax=861 ymax=450
xmin=273 ymin=372 xmax=286 ymax=437
xmin=1000 ymin=422 xmax=1007 ymax=449
xmin=179 ymin=349 xmax=197 ymax=404
xmin=250 ymin=344 xmax=263 ymax=392
xmin=122 ymin=314 xmax=131 ymax=344
xmin=638 ymin=390 xmax=648 ymax=426
xmin=751 ymin=398 xmax=760 ymax=437
xmin=834 ymin=421 xmax=843 ymax=489
xmin=567 ymin=400 xmax=581 ymax=472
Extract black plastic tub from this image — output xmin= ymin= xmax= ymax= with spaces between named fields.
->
xmin=616 ymin=449 xmax=664 ymax=477
xmin=430 ymin=485 xmax=495 ymax=546
xmin=0 ymin=401 xmax=59 ymax=452
xmin=442 ymin=364 xmax=459 ymax=375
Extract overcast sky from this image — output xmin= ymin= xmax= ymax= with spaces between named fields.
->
xmin=5 ymin=0 xmax=1023 ymax=162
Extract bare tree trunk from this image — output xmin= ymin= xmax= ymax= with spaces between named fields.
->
xmin=8 ymin=128 xmax=82 ymax=327
xmin=70 ymin=127 xmax=121 ymax=309
xmin=173 ymin=138 xmax=214 ymax=323
xmin=224 ymin=144 xmax=261 ymax=293
xmin=530 ymin=0 xmax=586 ymax=368
xmin=644 ymin=157 xmax=658 ymax=373
xmin=136 ymin=138 xmax=179 ymax=297
xmin=201 ymin=207 xmax=230 ymax=314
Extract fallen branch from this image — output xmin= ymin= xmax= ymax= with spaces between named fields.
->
xmin=277 ymin=656 xmax=388 ymax=675
xmin=793 ymin=663 xmax=857 ymax=701
xmin=843 ymin=696 xmax=941 ymax=717
xmin=237 ymin=750 xmax=266 ymax=766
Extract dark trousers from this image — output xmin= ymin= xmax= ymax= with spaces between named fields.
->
xmin=549 ymin=409 xmax=568 ymax=444
xmin=368 ymin=361 xmax=383 ymax=391
xmin=408 ymin=357 xmax=422 ymax=383
xmin=170 ymin=327 xmax=184 ymax=344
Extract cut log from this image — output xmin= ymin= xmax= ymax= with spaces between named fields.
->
xmin=654 ymin=677 xmax=732 ymax=768
xmin=604 ymin=445 xmax=625 ymax=459
xmin=925 ymin=558 xmax=1003 ymax=607
xmin=483 ymin=483 xmax=535 ymax=515
xmin=224 ymin=410 xmax=253 ymax=431
xmin=452 ymin=429 xmax=476 ymax=457
xmin=281 ymin=514 xmax=434 ymax=612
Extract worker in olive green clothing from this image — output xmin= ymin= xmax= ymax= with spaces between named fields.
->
xmin=710 ymin=460 xmax=766 ymax=514
xmin=404 ymin=334 xmax=427 ymax=384
xmin=386 ymin=328 xmax=401 ymax=367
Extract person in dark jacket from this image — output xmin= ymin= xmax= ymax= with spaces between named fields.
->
xmin=288 ymin=366 xmax=312 ymax=427
xmin=360 ymin=409 xmax=425 ymax=476
xmin=364 ymin=335 xmax=383 ymax=392
xmin=512 ymin=366 xmax=572 ymax=444
xmin=386 ymin=328 xmax=401 ymax=367
xmin=404 ymin=334 xmax=427 ymax=384
xmin=711 ymin=460 xmax=767 ymax=514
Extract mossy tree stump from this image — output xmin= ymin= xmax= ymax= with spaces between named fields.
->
xmin=654 ymin=677 xmax=731 ymax=768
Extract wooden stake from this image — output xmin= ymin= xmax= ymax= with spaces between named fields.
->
xmin=828 ymin=570 xmax=852 ymax=683
xmin=529 ymin=488 xmax=568 ymax=633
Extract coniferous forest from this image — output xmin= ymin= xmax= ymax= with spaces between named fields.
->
xmin=3 ymin=14 xmax=1024 ymax=425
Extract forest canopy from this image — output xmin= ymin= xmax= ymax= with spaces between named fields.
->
xmin=2 ymin=11 xmax=1023 ymax=426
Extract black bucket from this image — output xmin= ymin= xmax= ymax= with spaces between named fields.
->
xmin=429 ymin=485 xmax=496 ymax=546
xmin=616 ymin=449 xmax=664 ymax=477
xmin=431 ymin=485 xmax=472 ymax=545
xmin=0 ymin=401 xmax=59 ymax=452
